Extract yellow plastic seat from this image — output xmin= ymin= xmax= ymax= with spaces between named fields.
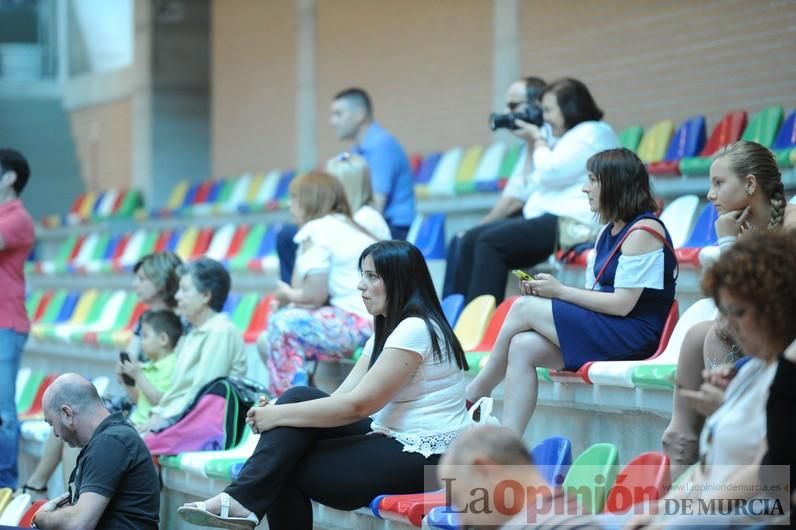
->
xmin=174 ymin=226 xmax=200 ymax=260
xmin=76 ymin=191 xmax=97 ymax=219
xmin=165 ymin=180 xmax=189 ymax=210
xmin=453 ymin=145 xmax=484 ymax=191
xmin=245 ymin=172 xmax=267 ymax=204
xmin=453 ymin=295 xmax=496 ymax=351
xmin=636 ymin=120 xmax=674 ymax=163
xmin=0 ymin=488 xmax=12 ymax=514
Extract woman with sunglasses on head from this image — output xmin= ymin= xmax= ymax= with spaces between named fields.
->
xmin=466 ymin=148 xmax=677 ymax=436
xmin=179 ymin=240 xmax=472 ymax=530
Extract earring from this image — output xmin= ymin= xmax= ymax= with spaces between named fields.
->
xmin=747 ymin=189 xmax=753 ymax=196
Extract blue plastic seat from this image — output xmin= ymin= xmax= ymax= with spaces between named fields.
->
xmin=440 ymin=294 xmax=465 ymax=326
xmin=531 ymin=435 xmax=573 ymax=487
xmin=55 ymin=292 xmax=81 ymax=323
xmin=255 ymin=224 xmax=280 ymax=258
xmin=165 ymin=228 xmax=184 ymax=252
xmin=102 ymin=235 xmax=122 ymax=260
xmin=206 ymin=180 xmax=223 ymax=203
xmin=675 ymin=203 xmax=718 ymax=266
xmin=222 ymin=293 xmax=241 ymax=315
xmin=772 ymin=109 xmax=796 ymax=167
xmin=271 ymin=170 xmax=296 ymax=202
xmin=409 ymin=213 xmax=446 ymax=259
xmin=181 ymin=182 xmax=201 ymax=209
xmin=647 ymin=116 xmax=706 ymax=176
xmin=414 ymin=152 xmax=442 ymax=184
xmin=91 ymin=192 xmax=106 ymax=215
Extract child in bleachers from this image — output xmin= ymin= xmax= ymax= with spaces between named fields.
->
xmin=466 ymin=147 xmax=677 ymax=435
xmin=662 ymin=140 xmax=796 ymax=476
xmin=117 ymin=309 xmax=182 ymax=429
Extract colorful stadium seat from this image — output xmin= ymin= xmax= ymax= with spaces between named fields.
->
xmin=414 ymin=152 xmax=442 ymax=185
xmin=605 ymin=452 xmax=671 ymax=513
xmin=205 ymin=223 xmax=237 ymax=260
xmin=0 ymin=493 xmax=31 ymax=526
xmin=562 ymin=442 xmax=619 ymax=514
xmin=740 ymin=105 xmax=783 ymax=147
xmin=617 ymin=125 xmax=644 ymax=152
xmin=17 ymin=371 xmax=45 ymax=415
xmin=532 ymin=435 xmax=573 ymax=487
xmin=407 ymin=213 xmax=446 ymax=259
xmin=548 ymin=301 xmax=679 ymax=385
xmin=636 ymin=120 xmax=674 ymax=163
xmin=19 ymin=373 xmax=58 ymax=421
xmin=674 ymin=202 xmax=718 ymax=266
xmin=164 ymin=180 xmax=190 ymax=211
xmin=418 ymin=147 xmax=463 ymax=198
xmin=440 ymin=294 xmax=465 ymax=327
xmin=244 ymin=294 xmax=276 ymax=343
xmin=588 ymin=298 xmax=715 ymax=389
xmin=772 ymin=109 xmax=796 ymax=168
xmin=679 ymin=111 xmax=748 ymax=176
xmin=451 ymin=145 xmax=484 ymax=194
xmin=464 ymin=296 xmax=519 ymax=374
xmin=657 ymin=195 xmax=700 ymax=248
xmin=453 ymin=295 xmax=496 ymax=351
xmin=18 ymin=499 xmax=48 ymax=527
xmin=647 ymin=116 xmax=706 ymax=176
xmin=467 ymin=143 xmax=507 ymax=193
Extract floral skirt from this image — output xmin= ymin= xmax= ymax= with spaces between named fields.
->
xmin=264 ymin=306 xmax=373 ymax=396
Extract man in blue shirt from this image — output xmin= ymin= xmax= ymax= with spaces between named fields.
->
xmin=328 ymin=88 xmax=415 ymax=239
xmin=276 ymin=88 xmax=415 ymax=282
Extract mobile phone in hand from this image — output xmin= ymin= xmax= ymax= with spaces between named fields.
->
xmin=119 ymin=352 xmax=136 ymax=386
xmin=511 ymin=269 xmax=534 ymax=282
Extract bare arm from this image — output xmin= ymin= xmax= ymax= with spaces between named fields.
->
xmin=331 ymin=352 xmax=371 ymax=396
xmin=249 ymin=347 xmax=421 ymax=431
xmin=528 ymin=221 xmax=665 ymax=317
xmin=33 ymin=492 xmax=110 ymax=530
xmin=277 ymin=272 xmax=330 ymax=308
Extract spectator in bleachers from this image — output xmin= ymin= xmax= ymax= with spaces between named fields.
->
xmin=128 ymin=251 xmax=182 ymax=360
xmin=618 ymin=230 xmax=796 ymax=529
xmin=466 ymin=148 xmax=676 ymax=435
xmin=276 ymin=87 xmax=415 ymax=282
xmin=178 ymin=240 xmax=471 ymax=530
xmin=33 ymin=374 xmax=159 ymax=529
xmin=451 ymin=78 xmax=619 ymax=304
xmin=438 ymin=425 xmax=602 ymax=529
xmin=662 ymin=140 xmax=796 ymax=476
xmin=442 ymin=76 xmax=547 ymax=298
xmin=117 ymin=309 xmax=182 ymax=428
xmin=0 ymin=148 xmax=35 ymax=489
xmin=259 ymin=172 xmax=378 ymax=396
xmin=325 ymin=152 xmax=391 ymax=240
xmin=139 ymin=257 xmax=246 ymax=433
xmin=16 ymin=252 xmax=182 ymax=499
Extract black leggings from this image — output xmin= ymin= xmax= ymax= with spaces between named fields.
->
xmin=226 ymin=386 xmax=440 ymax=530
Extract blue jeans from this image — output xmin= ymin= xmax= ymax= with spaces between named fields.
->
xmin=0 ymin=328 xmax=26 ymax=488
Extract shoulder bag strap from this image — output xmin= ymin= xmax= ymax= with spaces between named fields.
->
xmin=592 ymin=224 xmax=677 ymax=291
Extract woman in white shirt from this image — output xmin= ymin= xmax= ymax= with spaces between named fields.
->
xmin=179 ymin=240 xmax=472 ymax=530
xmin=326 ymin=152 xmax=392 ymax=241
xmin=467 ymin=148 xmax=677 ymax=436
xmin=259 ymin=172 xmax=378 ymax=396
xmin=450 ymin=78 xmax=619 ymax=304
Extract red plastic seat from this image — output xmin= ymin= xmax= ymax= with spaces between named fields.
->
xmin=32 ymin=291 xmax=54 ymax=322
xmin=225 ymin=225 xmax=251 ymax=259
xmin=190 ymin=228 xmax=216 ymax=258
xmin=548 ymin=300 xmax=679 ymax=384
xmin=605 ymin=452 xmax=671 ymax=513
xmin=19 ymin=374 xmax=59 ymax=421
xmin=19 ymin=499 xmax=48 ymax=527
xmin=371 ymin=491 xmax=445 ymax=527
xmin=468 ymin=296 xmax=518 ymax=353
xmin=67 ymin=235 xmax=86 ymax=263
xmin=109 ymin=234 xmax=132 ymax=271
xmin=192 ymin=181 xmax=214 ymax=204
xmin=243 ymin=294 xmax=276 ymax=343
xmin=153 ymin=229 xmax=173 ymax=253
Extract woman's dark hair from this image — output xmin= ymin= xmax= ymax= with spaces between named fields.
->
xmin=702 ymin=229 xmax=796 ymax=349
xmin=177 ymin=257 xmax=231 ymax=312
xmin=542 ymin=77 xmax=604 ymax=131
xmin=358 ymin=240 xmax=467 ymax=370
xmin=133 ymin=251 xmax=183 ymax=308
xmin=587 ymin=148 xmax=658 ymax=223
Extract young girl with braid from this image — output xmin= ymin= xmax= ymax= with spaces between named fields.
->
xmin=662 ymin=140 xmax=796 ymax=477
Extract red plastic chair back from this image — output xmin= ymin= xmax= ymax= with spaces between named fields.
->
xmin=32 ymin=291 xmax=54 ymax=322
xmin=153 ymin=230 xmax=173 ymax=253
xmin=67 ymin=235 xmax=86 ymax=262
xmin=126 ymin=303 xmax=147 ymax=330
xmin=111 ymin=234 xmax=131 ymax=261
xmin=191 ymin=228 xmax=215 ymax=258
xmin=19 ymin=499 xmax=48 ymax=527
xmin=225 ymin=225 xmax=250 ymax=259
xmin=605 ymin=452 xmax=671 ymax=513
xmin=646 ymin=301 xmax=679 ymax=360
xmin=19 ymin=373 xmax=59 ymax=420
xmin=469 ymin=296 xmax=518 ymax=352
xmin=699 ymin=111 xmax=747 ymax=156
xmin=244 ymin=294 xmax=276 ymax=343
xmin=192 ymin=181 xmax=214 ymax=204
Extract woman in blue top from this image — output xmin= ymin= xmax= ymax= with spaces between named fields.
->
xmin=466 ymin=148 xmax=677 ymax=435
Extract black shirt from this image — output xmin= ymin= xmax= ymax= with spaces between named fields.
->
xmin=70 ymin=412 xmax=159 ymax=529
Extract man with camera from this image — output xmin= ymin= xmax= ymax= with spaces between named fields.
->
xmin=442 ymin=76 xmax=548 ymax=298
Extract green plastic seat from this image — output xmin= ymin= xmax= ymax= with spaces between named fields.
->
xmin=464 ymin=351 xmax=489 ymax=374
xmin=231 ymin=293 xmax=260 ymax=331
xmin=228 ymin=224 xmax=267 ymax=271
xmin=204 ymin=457 xmax=247 ymax=480
xmin=96 ymin=294 xmax=138 ymax=347
xmin=17 ymin=371 xmax=45 ymax=414
xmin=741 ymin=106 xmax=783 ymax=147
xmin=25 ymin=291 xmax=44 ymax=319
xmin=35 ymin=290 xmax=68 ymax=325
xmin=66 ymin=290 xmax=112 ymax=342
xmin=114 ymin=190 xmax=143 ymax=217
xmin=562 ymin=443 xmax=620 ymax=514
xmin=632 ymin=364 xmax=676 ymax=391
xmin=498 ymin=143 xmax=522 ymax=178
xmin=158 ymin=455 xmax=184 ymax=470
xmin=216 ymin=179 xmax=236 ymax=205
xmin=618 ymin=125 xmax=644 ymax=152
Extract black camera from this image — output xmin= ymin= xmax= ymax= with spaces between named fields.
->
xmin=489 ymin=104 xmax=544 ymax=131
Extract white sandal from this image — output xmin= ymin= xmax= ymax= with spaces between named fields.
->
xmin=177 ymin=492 xmax=260 ymax=529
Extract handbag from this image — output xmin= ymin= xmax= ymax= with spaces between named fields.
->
xmin=467 ymin=397 xmax=500 ymax=425
xmin=557 ymin=216 xmax=601 ymax=250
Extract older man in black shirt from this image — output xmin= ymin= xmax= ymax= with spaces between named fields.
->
xmin=32 ymin=374 xmax=159 ymax=529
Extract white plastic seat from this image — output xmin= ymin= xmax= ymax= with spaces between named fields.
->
xmin=472 ymin=143 xmax=507 ymax=183
xmin=658 ymin=195 xmax=699 ymax=248
xmin=119 ymin=229 xmax=149 ymax=267
xmin=225 ymin=173 xmax=253 ymax=210
xmin=97 ymin=188 xmax=119 ymax=217
xmin=205 ymin=223 xmax=236 ymax=260
xmin=425 ymin=147 xmax=463 ymax=196
xmin=0 ymin=493 xmax=31 ymax=525
xmin=587 ymin=298 xmax=717 ymax=387
xmin=178 ymin=429 xmax=260 ymax=477
xmin=254 ymin=169 xmax=283 ymax=204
